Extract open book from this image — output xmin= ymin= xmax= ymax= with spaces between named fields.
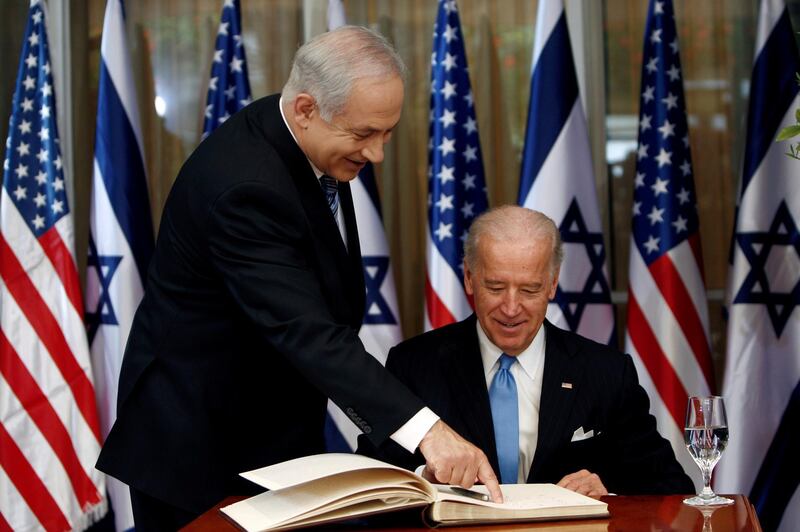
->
xmin=220 ymin=453 xmax=609 ymax=531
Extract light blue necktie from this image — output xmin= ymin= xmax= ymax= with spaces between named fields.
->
xmin=489 ymin=353 xmax=519 ymax=484
xmin=320 ymin=175 xmax=339 ymax=218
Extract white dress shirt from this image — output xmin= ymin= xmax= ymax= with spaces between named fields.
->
xmin=477 ymin=321 xmax=546 ymax=483
xmin=278 ymin=97 xmax=437 ymax=452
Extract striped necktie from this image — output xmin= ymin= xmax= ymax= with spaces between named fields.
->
xmin=320 ymin=175 xmax=339 ymax=218
xmin=489 ymin=353 xmax=519 ymax=484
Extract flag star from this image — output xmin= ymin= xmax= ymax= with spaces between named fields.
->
xmin=218 ymin=112 xmax=230 ymax=124
xmin=223 ymin=0 xmax=234 ymax=7
xmin=218 ymin=22 xmax=229 ymax=35
xmin=463 ymin=91 xmax=474 ymax=107
xmin=28 ymin=31 xmax=39 ymax=46
xmin=233 ymin=35 xmax=243 ymax=47
xmin=635 ymin=172 xmax=646 ymax=188
xmin=640 ymin=114 xmax=652 ymax=132
xmin=33 ymin=192 xmax=46 ymax=207
xmin=35 ymin=170 xmax=47 ymax=185
xmin=658 ymin=119 xmax=675 ymax=139
xmin=435 ymin=193 xmax=454 ymax=212
xmin=645 ymin=56 xmax=659 ymax=73
xmin=439 ymin=109 xmax=456 ymax=128
xmin=651 ymin=177 xmax=669 ymax=196
xmin=2 ymin=158 xmax=7 ymax=171
xmin=463 ymin=144 xmax=477 ymax=162
xmin=42 ymin=62 xmax=50 ymax=75
xmin=51 ymin=199 xmax=64 ymax=214
xmin=23 ymin=75 xmax=36 ymax=91
xmin=637 ymin=143 xmax=649 ymax=160
xmin=16 ymin=141 xmax=30 ymax=156
xmin=463 ymin=116 xmax=477 ymax=135
xmin=441 ymin=80 xmax=457 ymax=99
xmin=38 ymin=127 xmax=48 ymax=140
xmin=662 ymin=92 xmax=678 ymax=109
xmin=644 ymin=235 xmax=660 ymax=253
xmin=655 ymin=148 xmax=672 ymax=167
xmin=680 ymin=160 xmax=692 ymax=176
xmin=443 ymin=24 xmax=458 ymax=43
xmin=434 ymin=221 xmax=453 ymax=241
xmin=666 ymin=64 xmax=680 ymax=82
xmin=240 ymin=96 xmax=252 ymax=107
xmin=213 ymin=49 xmax=224 ymax=63
xmin=41 ymin=82 xmax=52 ymax=98
xmin=36 ymin=148 xmax=47 ymax=162
xmin=21 ymin=97 xmax=34 ymax=112
xmin=13 ymin=185 xmax=27 ymax=200
xmin=40 ymin=104 xmax=50 ymax=119
xmin=33 ymin=214 xmax=45 ymax=229
xmin=677 ymin=188 xmax=690 ymax=204
xmin=642 ymin=85 xmax=655 ymax=103
xmin=463 ymin=173 xmax=477 ymax=190
xmin=428 ymin=137 xmax=434 ymax=151
xmin=224 ymin=85 xmax=236 ymax=100
xmin=430 ymin=51 xmax=437 ymax=67
xmin=25 ymin=53 xmax=37 ymax=69
xmin=442 ymin=52 xmax=457 ymax=71
xmin=654 ymin=1 xmax=664 ymax=14
xmin=669 ymin=39 xmax=679 ymax=54
xmin=32 ymin=10 xmax=43 ymax=24
xmin=54 ymin=156 xmax=62 ymax=170
xmin=438 ymin=137 xmax=456 ymax=156
xmin=647 ymin=205 xmax=665 ymax=225
xmin=209 ymin=76 xmax=218 ymax=91
xmin=18 ymin=119 xmax=32 ymax=134
xmin=672 ymin=215 xmax=688 ymax=233
xmin=53 ymin=176 xmax=64 ymax=190
xmin=632 ymin=201 xmax=642 ymax=215
xmin=204 ymin=104 xmax=213 ymax=119
xmin=230 ymin=56 xmax=244 ymax=73
xmin=444 ymin=0 xmax=458 ymax=13
xmin=461 ymin=202 xmax=475 ymax=218
xmin=15 ymin=163 xmax=28 ymax=178
xmin=682 ymin=134 xmax=690 ymax=148
xmin=427 ymin=165 xmax=433 ymax=180
xmin=650 ymin=29 xmax=662 ymax=43
xmin=437 ymin=165 xmax=455 ymax=184
xmin=460 ymin=230 xmax=468 ymax=244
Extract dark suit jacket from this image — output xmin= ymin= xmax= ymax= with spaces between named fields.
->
xmin=96 ymin=94 xmax=424 ymax=514
xmin=358 ymin=316 xmax=693 ymax=495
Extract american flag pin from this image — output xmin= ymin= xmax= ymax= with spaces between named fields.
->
xmin=561 ymin=382 xmax=573 ymax=389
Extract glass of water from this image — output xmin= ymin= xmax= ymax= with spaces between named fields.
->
xmin=683 ymin=396 xmax=734 ymax=506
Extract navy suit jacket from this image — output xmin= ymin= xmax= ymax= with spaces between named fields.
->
xmin=358 ymin=316 xmax=693 ymax=495
xmin=96 ymin=95 xmax=424 ymax=514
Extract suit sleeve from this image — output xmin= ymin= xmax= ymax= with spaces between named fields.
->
xmin=206 ymin=179 xmax=424 ymax=445
xmin=602 ymin=354 xmax=695 ymax=494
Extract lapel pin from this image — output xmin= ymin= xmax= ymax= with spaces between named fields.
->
xmin=561 ymin=382 xmax=573 ymax=389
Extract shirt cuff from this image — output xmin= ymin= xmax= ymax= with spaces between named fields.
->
xmin=389 ymin=407 xmax=439 ymax=453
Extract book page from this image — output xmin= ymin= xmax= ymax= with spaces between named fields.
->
xmin=435 ymin=483 xmax=606 ymax=510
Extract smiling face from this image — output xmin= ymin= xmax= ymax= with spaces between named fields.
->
xmin=464 ymin=235 xmax=559 ymax=356
xmin=290 ymin=75 xmax=404 ymax=181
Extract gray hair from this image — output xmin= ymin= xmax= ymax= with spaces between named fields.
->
xmin=464 ymin=205 xmax=564 ymax=276
xmin=282 ymin=25 xmax=407 ymax=121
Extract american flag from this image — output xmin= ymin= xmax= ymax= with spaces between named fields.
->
xmin=624 ymin=0 xmax=713 ymax=486
xmin=202 ymin=0 xmax=252 ymax=140
xmin=518 ymin=0 xmax=616 ymax=346
xmin=425 ymin=0 xmax=489 ymax=330
xmin=716 ymin=1 xmax=800 ymax=530
xmin=0 ymin=1 xmax=106 ymax=530
xmin=85 ymin=0 xmax=154 ymax=529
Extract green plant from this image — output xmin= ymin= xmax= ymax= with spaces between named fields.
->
xmin=776 ymin=73 xmax=800 ymax=160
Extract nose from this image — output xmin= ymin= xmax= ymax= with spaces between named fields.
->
xmin=500 ymin=291 xmax=521 ymax=315
xmin=361 ymin=134 xmax=386 ymax=164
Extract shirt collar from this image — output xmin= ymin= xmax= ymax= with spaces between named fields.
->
xmin=477 ymin=318 xmax=546 ymax=382
xmin=278 ymin=96 xmax=324 ymax=179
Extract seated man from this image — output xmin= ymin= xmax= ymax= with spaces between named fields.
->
xmin=358 ymin=205 xmax=693 ymax=497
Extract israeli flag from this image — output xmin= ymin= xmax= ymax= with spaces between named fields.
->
xmin=716 ymin=1 xmax=800 ymax=530
xmin=517 ymin=0 xmax=615 ymax=345
xmin=324 ymin=1 xmax=403 ymax=452
xmin=85 ymin=1 xmax=154 ymax=528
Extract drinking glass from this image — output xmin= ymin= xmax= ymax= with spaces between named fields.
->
xmin=683 ymin=396 xmax=734 ymax=506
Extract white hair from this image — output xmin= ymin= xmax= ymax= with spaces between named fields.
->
xmin=281 ymin=25 xmax=407 ymax=121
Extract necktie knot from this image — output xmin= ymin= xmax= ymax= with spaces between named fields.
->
xmin=320 ymin=175 xmax=339 ymax=218
xmin=498 ymin=353 xmax=516 ymax=371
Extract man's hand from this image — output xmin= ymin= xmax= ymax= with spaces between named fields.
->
xmin=557 ymin=470 xmax=608 ymax=499
xmin=418 ymin=420 xmax=503 ymax=503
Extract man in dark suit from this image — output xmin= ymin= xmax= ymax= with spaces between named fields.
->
xmin=96 ymin=26 xmax=500 ymax=530
xmin=359 ymin=206 xmax=694 ymax=497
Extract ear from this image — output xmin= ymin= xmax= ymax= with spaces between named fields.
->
xmin=292 ymin=93 xmax=316 ymax=129
xmin=547 ymin=267 xmax=560 ymax=300
xmin=463 ymin=260 xmax=475 ymax=296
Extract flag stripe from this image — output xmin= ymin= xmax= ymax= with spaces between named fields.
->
xmin=94 ymin=64 xmax=153 ymax=281
xmin=518 ymin=11 xmax=578 ymax=198
xmin=741 ymin=9 xmax=799 ymax=193
xmin=626 ymin=291 xmax=688 ymax=428
xmin=425 ymin=274 xmax=457 ymax=330
xmin=0 ymin=510 xmax=11 ymax=532
xmin=0 ymin=232 xmax=101 ymax=443
xmin=0 ymin=330 xmax=100 ymax=509
xmin=0 ymin=421 xmax=70 ymax=531
xmin=38 ymin=228 xmax=84 ymax=316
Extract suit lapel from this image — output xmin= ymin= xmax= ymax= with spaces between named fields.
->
xmin=529 ymin=321 xmax=586 ymax=480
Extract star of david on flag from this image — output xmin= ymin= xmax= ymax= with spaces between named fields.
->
xmin=716 ymin=1 xmax=800 ymax=530
xmin=518 ymin=0 xmax=615 ymax=346
xmin=0 ymin=1 xmax=106 ymax=529
xmin=624 ymin=0 xmax=714 ymax=487
xmin=425 ymin=0 xmax=489 ymax=330
xmin=202 ymin=0 xmax=252 ymax=140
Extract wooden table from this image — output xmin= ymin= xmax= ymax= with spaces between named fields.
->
xmin=182 ymin=494 xmax=761 ymax=531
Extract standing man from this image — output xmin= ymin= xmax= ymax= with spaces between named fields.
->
xmin=359 ymin=206 xmax=693 ymax=497
xmin=97 ymin=26 xmax=500 ymax=530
